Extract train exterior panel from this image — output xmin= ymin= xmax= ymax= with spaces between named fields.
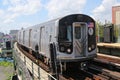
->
xmin=18 ymin=14 xmax=96 ymax=62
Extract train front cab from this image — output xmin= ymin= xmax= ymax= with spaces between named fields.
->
xmin=57 ymin=14 xmax=96 ymax=62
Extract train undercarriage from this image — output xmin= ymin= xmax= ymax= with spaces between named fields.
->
xmin=20 ymin=43 xmax=93 ymax=74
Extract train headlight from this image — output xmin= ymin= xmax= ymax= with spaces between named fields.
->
xmin=67 ymin=48 xmax=71 ymax=53
xmin=88 ymin=47 xmax=91 ymax=51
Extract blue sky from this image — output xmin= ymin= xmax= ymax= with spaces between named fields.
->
xmin=0 ymin=0 xmax=120 ymax=33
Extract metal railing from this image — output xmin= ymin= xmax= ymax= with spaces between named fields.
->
xmin=13 ymin=42 xmax=57 ymax=80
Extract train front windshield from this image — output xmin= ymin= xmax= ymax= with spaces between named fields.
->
xmin=59 ymin=25 xmax=72 ymax=42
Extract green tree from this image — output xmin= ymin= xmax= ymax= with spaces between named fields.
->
xmin=96 ymin=21 xmax=104 ymax=42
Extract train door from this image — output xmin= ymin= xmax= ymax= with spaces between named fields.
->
xmin=40 ymin=27 xmax=45 ymax=53
xmin=39 ymin=27 xmax=42 ymax=51
xmin=29 ymin=29 xmax=32 ymax=47
xmin=23 ymin=31 xmax=25 ymax=44
xmin=73 ymin=22 xmax=87 ymax=57
xmin=19 ymin=32 xmax=21 ymax=43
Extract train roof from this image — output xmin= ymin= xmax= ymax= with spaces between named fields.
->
xmin=19 ymin=14 xmax=94 ymax=31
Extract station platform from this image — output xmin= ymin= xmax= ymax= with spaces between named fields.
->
xmin=97 ymin=43 xmax=120 ymax=57
xmin=97 ymin=43 xmax=120 ymax=49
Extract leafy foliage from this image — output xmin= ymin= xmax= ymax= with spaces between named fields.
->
xmin=0 ymin=61 xmax=13 ymax=80
xmin=0 ymin=61 xmax=13 ymax=67
xmin=96 ymin=21 xmax=104 ymax=37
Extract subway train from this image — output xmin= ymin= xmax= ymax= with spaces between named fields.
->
xmin=17 ymin=14 xmax=96 ymax=72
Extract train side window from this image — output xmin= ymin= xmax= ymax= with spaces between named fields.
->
xmin=75 ymin=27 xmax=81 ymax=39
xmin=19 ymin=32 xmax=21 ymax=42
xmin=29 ymin=29 xmax=32 ymax=47
xmin=23 ymin=31 xmax=25 ymax=44
xmin=39 ymin=26 xmax=45 ymax=51
xmin=49 ymin=35 xmax=52 ymax=42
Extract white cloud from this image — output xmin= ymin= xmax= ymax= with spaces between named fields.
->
xmin=3 ymin=13 xmax=19 ymax=23
xmin=92 ymin=0 xmax=120 ymax=23
xmin=1 ymin=0 xmax=42 ymax=23
xmin=3 ymin=0 xmax=9 ymax=5
xmin=7 ymin=0 xmax=42 ymax=15
xmin=0 ymin=0 xmax=42 ymax=33
xmin=0 ymin=9 xmax=4 ymax=17
xmin=114 ymin=3 xmax=120 ymax=6
xmin=46 ymin=0 xmax=86 ymax=19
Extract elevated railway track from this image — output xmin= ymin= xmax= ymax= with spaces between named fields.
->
xmin=13 ymin=42 xmax=120 ymax=80
xmin=97 ymin=53 xmax=120 ymax=66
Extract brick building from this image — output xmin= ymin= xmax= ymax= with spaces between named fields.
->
xmin=112 ymin=6 xmax=120 ymax=25
xmin=112 ymin=6 xmax=120 ymax=42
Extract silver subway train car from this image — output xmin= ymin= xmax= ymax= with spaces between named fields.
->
xmin=17 ymin=14 xmax=96 ymax=71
